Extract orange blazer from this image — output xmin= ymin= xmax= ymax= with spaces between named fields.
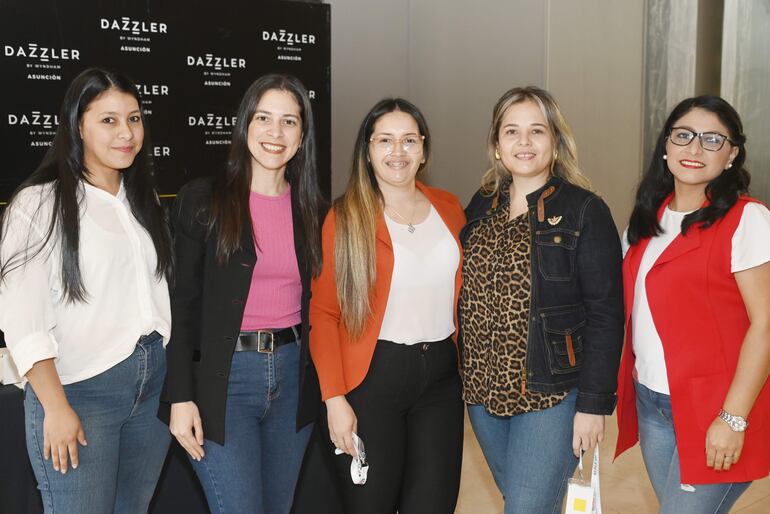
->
xmin=309 ymin=182 xmax=466 ymax=401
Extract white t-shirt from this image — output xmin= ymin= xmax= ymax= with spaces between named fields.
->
xmin=378 ymin=206 xmax=460 ymax=345
xmin=623 ymin=203 xmax=770 ymax=394
xmin=0 ymin=181 xmax=171 ymax=384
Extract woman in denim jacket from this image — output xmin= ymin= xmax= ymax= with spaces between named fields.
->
xmin=459 ymin=86 xmax=624 ymax=513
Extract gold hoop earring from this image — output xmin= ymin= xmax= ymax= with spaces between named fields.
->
xmin=494 ymin=149 xmax=501 ymax=160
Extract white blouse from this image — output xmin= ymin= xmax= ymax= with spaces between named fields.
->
xmin=0 ymin=181 xmax=171 ymax=385
xmin=624 ymin=203 xmax=770 ymax=394
xmin=378 ymin=206 xmax=459 ymax=345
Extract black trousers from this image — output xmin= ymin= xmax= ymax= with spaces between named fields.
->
xmin=336 ymin=338 xmax=463 ymax=514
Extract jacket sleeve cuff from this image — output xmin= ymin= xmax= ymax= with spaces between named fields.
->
xmin=160 ymin=380 xmax=194 ymax=404
xmin=576 ymin=390 xmax=617 ymax=415
xmin=160 ymin=364 xmax=194 ymax=404
xmin=161 ymin=346 xmax=194 ymax=403
xmin=5 ymin=331 xmax=59 ymax=378
xmin=320 ymin=383 xmax=348 ymax=402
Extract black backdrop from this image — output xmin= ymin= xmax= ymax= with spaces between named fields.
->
xmin=0 ymin=0 xmax=331 ymax=202
xmin=0 ymin=2 xmax=330 ymax=512
xmin=0 ymin=0 xmax=330 ymax=344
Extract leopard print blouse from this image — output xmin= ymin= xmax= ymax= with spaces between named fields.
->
xmin=460 ymin=206 xmax=567 ymax=416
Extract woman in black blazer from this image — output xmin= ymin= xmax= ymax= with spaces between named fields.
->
xmin=159 ymin=74 xmax=325 ymax=514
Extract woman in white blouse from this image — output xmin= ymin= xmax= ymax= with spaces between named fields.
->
xmin=616 ymin=95 xmax=770 ymax=513
xmin=0 ymin=68 xmax=172 ymax=514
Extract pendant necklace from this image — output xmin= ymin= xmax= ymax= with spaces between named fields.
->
xmin=386 ymin=194 xmax=418 ymax=233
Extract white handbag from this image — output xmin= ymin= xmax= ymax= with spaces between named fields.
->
xmin=565 ymin=446 xmax=602 ymax=514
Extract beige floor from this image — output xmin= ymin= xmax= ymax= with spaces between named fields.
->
xmin=455 ymin=413 xmax=770 ymax=514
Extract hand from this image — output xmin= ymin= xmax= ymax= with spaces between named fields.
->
xmin=43 ymin=403 xmax=87 ymax=474
xmin=706 ymin=417 xmax=744 ymax=471
xmin=572 ymin=412 xmax=605 ymax=458
xmin=170 ymin=401 xmax=205 ymax=460
xmin=326 ymin=395 xmax=358 ymax=457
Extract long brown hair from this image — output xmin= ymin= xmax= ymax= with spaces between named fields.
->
xmin=481 ymin=86 xmax=591 ymax=195
xmin=334 ymin=98 xmax=431 ymax=338
xmin=208 ymin=74 xmax=324 ymax=275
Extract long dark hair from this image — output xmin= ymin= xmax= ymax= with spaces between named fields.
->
xmin=334 ymin=98 xmax=431 ymax=337
xmin=627 ymin=95 xmax=749 ymax=244
xmin=208 ymin=74 xmax=324 ymax=275
xmin=0 ymin=67 xmax=172 ymax=302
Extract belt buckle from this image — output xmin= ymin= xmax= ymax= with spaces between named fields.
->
xmin=257 ymin=330 xmax=275 ymax=353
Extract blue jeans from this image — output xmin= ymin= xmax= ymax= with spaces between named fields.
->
xmin=467 ymin=389 xmax=579 ymax=514
xmin=191 ymin=341 xmax=312 ymax=514
xmin=635 ymin=381 xmax=751 ymax=513
xmin=24 ymin=333 xmax=171 ymax=514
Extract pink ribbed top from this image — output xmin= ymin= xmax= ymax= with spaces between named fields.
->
xmin=240 ymin=187 xmax=302 ymax=331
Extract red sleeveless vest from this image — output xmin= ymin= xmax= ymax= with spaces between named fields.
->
xmin=615 ymin=196 xmax=770 ymax=484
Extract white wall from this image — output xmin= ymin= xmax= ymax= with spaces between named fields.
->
xmin=326 ymin=0 xmax=646 ymax=228
xmin=547 ymin=0 xmax=645 ymax=228
xmin=327 ymin=0 xmax=411 ymax=195
xmin=407 ymin=1 xmax=547 ymax=206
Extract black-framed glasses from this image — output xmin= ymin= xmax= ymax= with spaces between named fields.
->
xmin=369 ymin=134 xmax=425 ymax=154
xmin=668 ymin=127 xmax=734 ymax=152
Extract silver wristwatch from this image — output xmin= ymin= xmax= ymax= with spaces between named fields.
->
xmin=719 ymin=409 xmax=748 ymax=432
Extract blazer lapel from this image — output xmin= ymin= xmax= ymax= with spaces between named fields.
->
xmin=240 ymin=209 xmax=258 ymax=261
xmin=417 ymin=181 xmax=464 ymax=245
xmin=375 ymin=213 xmax=393 ymax=249
xmin=623 ymin=238 xmax=649 ymax=325
xmin=651 ymin=194 xmax=703 ymax=268
xmin=653 ymin=228 xmax=701 ymax=267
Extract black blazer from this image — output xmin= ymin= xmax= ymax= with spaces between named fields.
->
xmin=158 ymin=177 xmax=321 ymax=444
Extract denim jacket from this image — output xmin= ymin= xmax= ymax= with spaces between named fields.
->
xmin=459 ymin=176 xmax=624 ymax=414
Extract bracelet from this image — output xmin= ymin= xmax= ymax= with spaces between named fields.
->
xmin=718 ymin=409 xmax=748 ymax=432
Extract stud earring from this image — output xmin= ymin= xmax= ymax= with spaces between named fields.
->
xmin=663 ymin=154 xmax=668 ymax=161
xmin=494 ymin=149 xmax=501 ymax=160
xmin=726 ymin=163 xmax=733 ymax=169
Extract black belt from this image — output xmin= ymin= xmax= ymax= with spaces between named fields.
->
xmin=235 ymin=325 xmax=300 ymax=353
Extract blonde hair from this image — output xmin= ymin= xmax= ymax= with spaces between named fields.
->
xmin=481 ymin=86 xmax=591 ymax=195
xmin=334 ymin=99 xmax=431 ymax=339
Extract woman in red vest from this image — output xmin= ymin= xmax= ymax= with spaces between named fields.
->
xmin=616 ymin=95 xmax=770 ymax=512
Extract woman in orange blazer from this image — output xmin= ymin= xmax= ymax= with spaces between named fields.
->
xmin=309 ymin=98 xmax=465 ymax=514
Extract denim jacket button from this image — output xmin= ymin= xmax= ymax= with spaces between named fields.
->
xmin=553 ymin=235 xmax=562 ymax=244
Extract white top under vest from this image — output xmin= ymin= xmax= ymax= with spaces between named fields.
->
xmin=378 ymin=205 xmax=460 ymax=345
xmin=0 ymin=181 xmax=171 ymax=385
xmin=624 ymin=203 xmax=770 ymax=394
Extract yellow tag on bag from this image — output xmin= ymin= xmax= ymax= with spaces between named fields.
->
xmin=565 ymin=446 xmax=602 ymax=514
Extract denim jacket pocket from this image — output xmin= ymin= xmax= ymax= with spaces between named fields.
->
xmin=535 ymin=228 xmax=579 ymax=281
xmin=540 ymin=304 xmax=586 ymax=375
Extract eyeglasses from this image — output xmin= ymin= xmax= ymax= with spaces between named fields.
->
xmin=369 ymin=134 xmax=425 ymax=154
xmin=668 ymin=127 xmax=735 ymax=152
